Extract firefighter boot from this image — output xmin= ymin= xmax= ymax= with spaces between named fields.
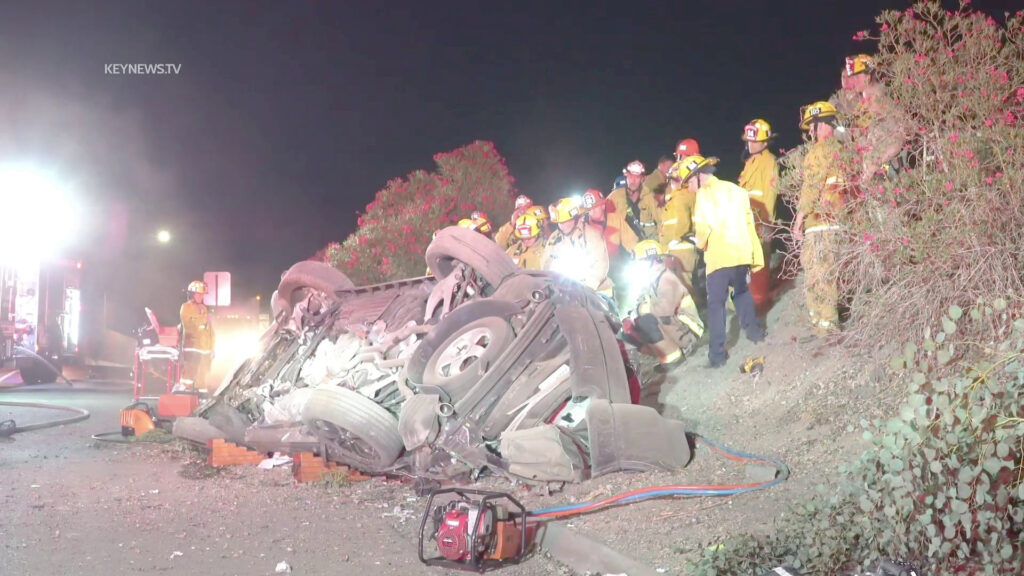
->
xmin=651 ymin=339 xmax=685 ymax=373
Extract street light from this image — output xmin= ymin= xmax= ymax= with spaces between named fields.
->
xmin=156 ymin=229 xmax=172 ymax=244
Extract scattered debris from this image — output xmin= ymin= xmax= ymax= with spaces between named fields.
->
xmin=381 ymin=506 xmax=417 ymax=523
xmin=257 ymin=453 xmax=293 ymax=470
xmin=275 ymin=560 xmax=291 ymax=573
xmin=169 ymin=551 xmax=183 ymax=560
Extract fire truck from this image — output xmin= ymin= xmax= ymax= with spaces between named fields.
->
xmin=0 ymin=259 xmax=83 ymax=384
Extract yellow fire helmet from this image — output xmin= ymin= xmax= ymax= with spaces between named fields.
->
xmin=548 ymin=197 xmax=581 ymax=224
xmin=460 ymin=211 xmax=493 ymax=234
xmin=743 ymin=119 xmax=773 ymax=142
xmin=844 ymin=54 xmax=876 ymax=77
xmin=513 ymin=213 xmax=541 ymax=239
xmin=800 ymin=101 xmax=839 ymax=131
xmin=187 ymin=280 xmax=208 ymax=294
xmin=669 ymin=155 xmax=720 ymax=185
xmin=526 ymin=204 xmax=549 ymax=222
xmin=633 ymin=239 xmax=664 ymax=260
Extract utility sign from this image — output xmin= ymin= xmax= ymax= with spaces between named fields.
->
xmin=203 ymin=271 xmax=231 ymax=307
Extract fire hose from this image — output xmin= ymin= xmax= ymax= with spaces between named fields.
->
xmin=526 ymin=433 xmax=788 ymax=519
xmin=418 ymin=433 xmax=791 ymax=571
xmin=0 ymin=400 xmax=90 ymax=437
xmin=13 ymin=345 xmax=76 ymax=388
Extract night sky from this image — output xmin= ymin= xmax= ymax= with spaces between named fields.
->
xmin=0 ymin=0 xmax=1016 ymax=327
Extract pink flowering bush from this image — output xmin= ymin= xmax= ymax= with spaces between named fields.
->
xmin=314 ymin=141 xmax=517 ymax=284
xmin=776 ymin=0 xmax=1024 ymax=354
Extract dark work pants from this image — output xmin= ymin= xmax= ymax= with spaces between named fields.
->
xmin=706 ymin=265 xmax=764 ymax=365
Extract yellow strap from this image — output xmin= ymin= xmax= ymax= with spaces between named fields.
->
xmin=679 ymin=316 xmax=704 ymax=339
xmin=661 ymin=348 xmax=683 ymax=364
xmin=748 ymin=189 xmax=764 ymax=197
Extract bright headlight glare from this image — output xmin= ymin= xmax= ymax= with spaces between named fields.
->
xmin=0 ymin=165 xmax=78 ymax=264
xmin=551 ymin=247 xmax=590 ymax=282
xmin=627 ymin=260 xmax=656 ymax=288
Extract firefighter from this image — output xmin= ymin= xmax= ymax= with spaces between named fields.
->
xmin=674 ymin=138 xmax=700 ymax=162
xmin=738 ymin=119 xmax=780 ymax=308
xmin=541 ymin=197 xmax=612 ymax=297
xmin=608 ymin=160 xmax=650 ymax=241
xmin=506 ymin=213 xmax=546 ymax=270
xmin=683 ymin=154 xmax=765 ymax=368
xmin=525 ymin=204 xmax=551 ymax=240
xmin=494 ymin=195 xmax=534 ymax=250
xmin=841 ymin=54 xmax=912 ymax=182
xmin=179 ymin=280 xmax=214 ymax=390
xmin=793 ymin=101 xmax=844 ymax=338
xmin=644 ymin=156 xmax=674 ymax=196
xmin=643 ymin=155 xmax=675 ymax=205
xmin=581 ymin=188 xmax=639 ymax=259
xmin=581 ymin=188 xmax=639 ymax=311
xmin=638 ymin=157 xmax=672 ymax=242
xmin=457 ymin=211 xmax=494 ymax=238
xmin=625 ymin=240 xmax=704 ymax=372
xmin=661 ymin=140 xmax=702 ymax=295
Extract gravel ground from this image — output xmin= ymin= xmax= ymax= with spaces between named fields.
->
xmin=0 ymin=286 xmax=901 ymax=575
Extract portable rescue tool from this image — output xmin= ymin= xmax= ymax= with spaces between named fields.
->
xmin=418 ymin=488 xmax=532 ymax=572
xmin=119 ymin=402 xmax=156 ymax=436
xmin=741 ymin=356 xmax=765 ymax=376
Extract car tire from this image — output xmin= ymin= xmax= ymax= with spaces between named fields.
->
xmin=406 ymin=300 xmax=520 ymax=395
xmin=424 ymin=226 xmax=519 ymax=290
xmin=274 ymin=261 xmax=355 ymax=315
xmin=419 ymin=316 xmax=515 ymax=401
xmin=302 ymin=386 xmax=404 ymax=473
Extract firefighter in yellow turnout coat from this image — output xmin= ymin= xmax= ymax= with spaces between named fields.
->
xmin=541 ymin=197 xmax=612 ymax=297
xmin=179 ymin=280 xmax=215 ymax=390
xmin=793 ymin=101 xmax=844 ymax=337
xmin=738 ymin=119 xmax=779 ymax=252
xmin=506 ymin=212 xmax=546 ymax=270
xmin=629 ymin=240 xmax=704 ymax=372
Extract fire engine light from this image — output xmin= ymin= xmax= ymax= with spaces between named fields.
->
xmin=0 ymin=165 xmax=79 ymax=265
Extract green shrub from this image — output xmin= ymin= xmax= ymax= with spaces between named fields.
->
xmin=691 ymin=299 xmax=1024 ymax=575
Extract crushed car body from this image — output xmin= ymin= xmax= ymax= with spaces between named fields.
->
xmin=191 ymin=226 xmax=692 ymax=484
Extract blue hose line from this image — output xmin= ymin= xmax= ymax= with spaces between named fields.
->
xmin=528 ymin=434 xmax=790 ymax=517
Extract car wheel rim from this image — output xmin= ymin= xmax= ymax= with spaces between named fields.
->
xmin=434 ymin=327 xmax=494 ymax=380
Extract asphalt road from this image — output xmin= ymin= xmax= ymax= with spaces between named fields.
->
xmin=0 ymin=376 xmax=571 ymax=576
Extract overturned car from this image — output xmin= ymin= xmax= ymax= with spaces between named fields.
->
xmin=193 ymin=227 xmax=691 ymax=483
